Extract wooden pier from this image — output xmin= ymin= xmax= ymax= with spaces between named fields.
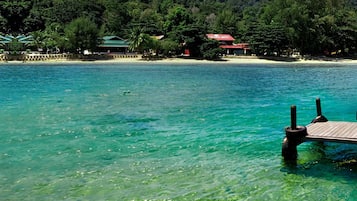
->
xmin=282 ymin=98 xmax=357 ymax=160
xmin=306 ymin=121 xmax=357 ymax=143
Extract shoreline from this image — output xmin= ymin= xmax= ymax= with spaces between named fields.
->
xmin=2 ymin=56 xmax=357 ymax=65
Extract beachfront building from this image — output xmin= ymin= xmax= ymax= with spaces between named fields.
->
xmin=0 ymin=35 xmax=33 ymax=52
xmin=206 ymin=34 xmax=250 ymax=55
xmin=97 ymin=36 xmax=129 ymax=53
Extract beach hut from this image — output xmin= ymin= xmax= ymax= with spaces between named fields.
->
xmin=0 ymin=35 xmax=33 ymax=52
xmin=206 ymin=34 xmax=250 ymax=55
xmin=97 ymin=36 xmax=129 ymax=53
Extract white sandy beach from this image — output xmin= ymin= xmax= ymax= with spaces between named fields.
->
xmin=4 ymin=55 xmax=357 ymax=65
xmin=74 ymin=57 xmax=357 ymax=65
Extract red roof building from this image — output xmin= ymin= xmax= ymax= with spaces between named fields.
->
xmin=206 ymin=34 xmax=250 ymax=55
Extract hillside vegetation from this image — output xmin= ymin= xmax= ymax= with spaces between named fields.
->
xmin=1 ymin=0 xmax=356 ymax=57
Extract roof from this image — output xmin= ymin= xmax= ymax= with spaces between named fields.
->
xmin=98 ymin=36 xmax=129 ymax=48
xmin=102 ymin=36 xmax=126 ymax=41
xmin=0 ymin=35 xmax=33 ymax=44
xmin=0 ymin=35 xmax=10 ymax=42
xmin=206 ymin=34 xmax=235 ymax=41
xmin=18 ymin=35 xmax=33 ymax=44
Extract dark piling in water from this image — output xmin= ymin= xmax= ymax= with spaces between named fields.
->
xmin=282 ymin=105 xmax=307 ymax=161
xmin=311 ymin=98 xmax=328 ymax=123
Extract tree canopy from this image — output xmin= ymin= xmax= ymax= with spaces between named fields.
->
xmin=0 ymin=0 xmax=356 ymax=56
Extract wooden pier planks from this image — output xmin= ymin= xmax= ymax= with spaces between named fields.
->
xmin=306 ymin=121 xmax=357 ymax=143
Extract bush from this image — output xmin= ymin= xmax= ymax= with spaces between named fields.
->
xmin=160 ymin=39 xmax=179 ymax=57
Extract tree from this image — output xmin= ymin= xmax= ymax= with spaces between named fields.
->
xmin=160 ymin=38 xmax=179 ymax=57
xmin=328 ymin=9 xmax=357 ymax=55
xmin=128 ymin=27 xmax=154 ymax=53
xmin=214 ymin=9 xmax=238 ymax=35
xmin=251 ymin=0 xmax=357 ymax=56
xmin=155 ymin=0 xmax=175 ymax=14
xmin=164 ymin=6 xmax=194 ymax=33
xmin=30 ymin=30 xmax=46 ymax=51
xmin=163 ymin=5 xmax=209 ymax=57
xmin=23 ymin=0 xmax=52 ymax=33
xmin=200 ymin=39 xmax=223 ymax=60
xmin=101 ymin=0 xmax=129 ymax=35
xmin=43 ymin=23 xmax=67 ymax=53
xmin=46 ymin=0 xmax=104 ymax=27
xmin=64 ymin=17 xmax=100 ymax=53
xmin=0 ymin=0 xmax=32 ymax=33
xmin=247 ymin=22 xmax=288 ymax=56
xmin=0 ymin=15 xmax=7 ymax=33
xmin=138 ymin=8 xmax=164 ymax=35
xmin=126 ymin=0 xmax=146 ymax=24
xmin=170 ymin=24 xmax=207 ymax=57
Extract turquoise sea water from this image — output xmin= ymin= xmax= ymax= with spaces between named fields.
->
xmin=1 ymin=63 xmax=357 ymax=200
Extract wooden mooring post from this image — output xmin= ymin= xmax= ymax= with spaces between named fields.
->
xmin=311 ymin=98 xmax=328 ymax=123
xmin=282 ymin=105 xmax=307 ymax=160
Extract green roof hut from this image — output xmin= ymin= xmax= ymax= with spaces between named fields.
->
xmin=97 ymin=36 xmax=129 ymax=53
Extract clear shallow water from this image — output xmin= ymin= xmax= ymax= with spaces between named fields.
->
xmin=1 ymin=63 xmax=357 ymax=200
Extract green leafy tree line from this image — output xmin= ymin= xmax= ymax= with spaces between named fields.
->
xmin=243 ymin=0 xmax=357 ymax=56
xmin=0 ymin=0 xmax=356 ymax=57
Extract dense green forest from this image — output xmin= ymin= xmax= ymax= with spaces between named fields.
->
xmin=1 ymin=0 xmax=356 ymax=57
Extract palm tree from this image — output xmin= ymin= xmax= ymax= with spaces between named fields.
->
xmin=31 ymin=30 xmax=45 ymax=52
xmin=128 ymin=27 xmax=152 ymax=53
